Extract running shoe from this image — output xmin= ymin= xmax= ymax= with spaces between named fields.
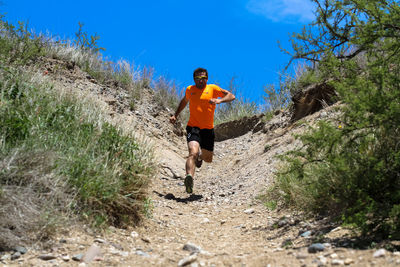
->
xmin=184 ymin=174 xmax=193 ymax=194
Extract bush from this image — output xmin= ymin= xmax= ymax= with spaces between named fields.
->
xmin=0 ymin=16 xmax=45 ymax=65
xmin=268 ymin=0 xmax=400 ymax=238
xmin=0 ymin=66 xmax=154 ymax=248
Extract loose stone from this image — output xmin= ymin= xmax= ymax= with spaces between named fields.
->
xmin=38 ymin=254 xmax=57 ymax=261
xmin=373 ymin=249 xmax=386 ymax=258
xmin=11 ymin=252 xmax=21 ymax=261
xmin=183 ymin=243 xmax=202 ymax=254
xmin=131 ymin=231 xmax=139 ymax=239
xmin=300 ymin=231 xmax=312 ymax=237
xmin=61 ymin=255 xmax=70 ymax=262
xmin=72 ymin=254 xmax=84 ymax=261
xmin=244 ymin=208 xmax=255 ymax=214
xmin=178 ymin=254 xmax=197 ymax=267
xmin=332 ymin=259 xmax=345 ymax=265
xmin=14 ymin=246 xmax=27 ymax=255
xmin=308 ymin=243 xmax=325 ymax=253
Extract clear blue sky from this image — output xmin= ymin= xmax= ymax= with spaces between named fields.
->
xmin=2 ymin=0 xmax=315 ymax=105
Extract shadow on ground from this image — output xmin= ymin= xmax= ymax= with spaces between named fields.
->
xmin=153 ymin=191 xmax=203 ymax=203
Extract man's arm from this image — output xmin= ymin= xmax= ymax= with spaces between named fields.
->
xmin=209 ymin=88 xmax=235 ymax=105
xmin=170 ymin=96 xmax=188 ymax=124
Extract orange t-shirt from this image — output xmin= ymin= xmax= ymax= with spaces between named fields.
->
xmin=185 ymin=84 xmax=225 ymax=129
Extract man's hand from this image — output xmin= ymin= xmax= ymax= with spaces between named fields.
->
xmin=209 ymin=98 xmax=222 ymax=105
xmin=170 ymin=115 xmax=177 ymax=124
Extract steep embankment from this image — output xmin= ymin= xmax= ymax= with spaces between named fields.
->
xmin=2 ymin=60 xmax=399 ymax=267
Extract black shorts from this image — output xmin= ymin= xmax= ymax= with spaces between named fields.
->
xmin=186 ymin=126 xmax=215 ymax=152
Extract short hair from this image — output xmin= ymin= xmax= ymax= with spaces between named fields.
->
xmin=193 ymin=67 xmax=208 ymax=78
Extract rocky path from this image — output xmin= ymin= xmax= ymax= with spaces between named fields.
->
xmin=1 ymin=67 xmax=400 ymax=266
xmin=4 ymin=123 xmax=400 ymax=266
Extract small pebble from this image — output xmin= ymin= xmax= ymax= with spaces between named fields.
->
xmin=38 ymin=254 xmax=57 ymax=261
xmin=344 ymin=258 xmax=354 ymax=265
xmin=300 ymin=231 xmax=312 ymax=237
xmin=373 ymin=249 xmax=386 ymax=258
xmin=308 ymin=243 xmax=325 ymax=253
xmin=332 ymin=259 xmax=344 ymax=265
xmin=11 ymin=252 xmax=21 ymax=261
xmin=244 ymin=208 xmax=255 ymax=214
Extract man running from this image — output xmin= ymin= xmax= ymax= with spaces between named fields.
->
xmin=169 ymin=67 xmax=235 ymax=193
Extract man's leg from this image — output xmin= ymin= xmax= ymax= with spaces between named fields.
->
xmin=186 ymin=141 xmax=200 ymax=176
xmin=184 ymin=141 xmax=200 ymax=193
xmin=200 ymin=148 xmax=213 ymax=163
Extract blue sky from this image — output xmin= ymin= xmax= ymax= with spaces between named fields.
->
xmin=2 ymin=0 xmax=315 ymax=105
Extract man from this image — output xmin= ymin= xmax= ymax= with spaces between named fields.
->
xmin=169 ymin=68 xmax=235 ymax=194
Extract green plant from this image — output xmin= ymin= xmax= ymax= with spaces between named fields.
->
xmin=74 ymin=22 xmax=105 ymax=53
xmin=264 ymin=144 xmax=271 ymax=153
xmin=143 ymin=197 xmax=154 ymax=219
xmin=0 ymin=67 xmax=155 ymax=249
xmin=269 ymin=0 xmax=400 ymax=238
xmin=263 ymin=74 xmax=293 ymax=113
xmin=153 ymin=76 xmax=181 ymax=110
xmin=0 ymin=15 xmax=44 ymax=65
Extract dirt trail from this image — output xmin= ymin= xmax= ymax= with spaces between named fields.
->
xmin=3 ymin=64 xmax=399 ymax=266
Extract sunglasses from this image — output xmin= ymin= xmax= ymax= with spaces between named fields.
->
xmin=194 ymin=76 xmax=208 ymax=80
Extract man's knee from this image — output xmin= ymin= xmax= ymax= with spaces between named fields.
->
xmin=188 ymin=151 xmax=198 ymax=159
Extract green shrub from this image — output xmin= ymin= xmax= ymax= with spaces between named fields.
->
xmin=268 ymin=0 xmax=400 ymax=238
xmin=0 ymin=15 xmax=44 ymax=65
xmin=0 ymin=68 xmax=154 ymax=229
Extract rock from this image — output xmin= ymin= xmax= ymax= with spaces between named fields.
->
xmin=344 ymin=258 xmax=354 ymax=265
xmin=330 ymin=226 xmax=342 ymax=232
xmin=300 ymin=231 xmax=312 ymax=237
xmin=61 ymin=255 xmax=70 ymax=262
xmin=131 ymin=231 xmax=139 ymax=239
xmin=14 ymin=246 xmax=27 ymax=254
xmin=183 ymin=243 xmax=201 ymax=254
xmin=244 ymin=208 xmax=255 ymax=214
xmin=141 ymin=237 xmax=151 ymax=243
xmin=178 ymin=254 xmax=197 ymax=267
xmin=38 ymin=254 xmax=57 ymax=261
xmin=308 ymin=243 xmax=325 ymax=253
xmin=201 ymin=218 xmax=210 ymax=224
xmin=72 ymin=254 xmax=84 ymax=261
xmin=110 ymin=242 xmax=124 ymax=250
xmin=135 ymin=250 xmax=150 ymax=257
xmin=11 ymin=252 xmax=21 ymax=260
xmin=82 ymin=244 xmax=101 ymax=263
xmin=278 ymin=219 xmax=288 ymax=228
xmin=330 ymin=253 xmax=338 ymax=258
xmin=318 ymin=255 xmax=328 ymax=265
xmin=1 ymin=254 xmax=11 ymax=261
xmin=373 ymin=248 xmax=386 ymax=258
xmin=94 ymin=238 xmax=106 ymax=244
xmin=331 ymin=259 xmax=344 ymax=265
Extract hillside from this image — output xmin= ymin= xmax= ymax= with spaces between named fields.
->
xmin=1 ymin=57 xmax=399 ymax=267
